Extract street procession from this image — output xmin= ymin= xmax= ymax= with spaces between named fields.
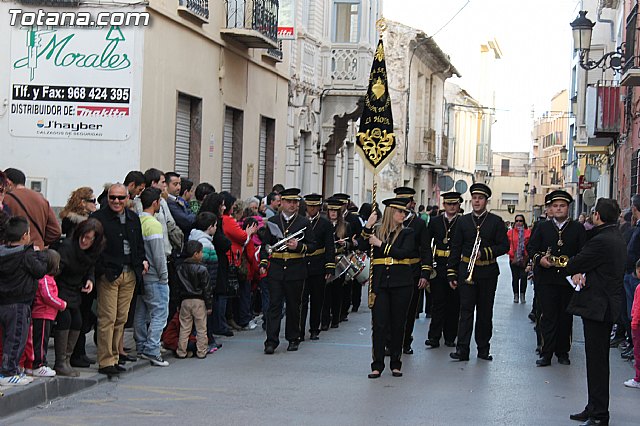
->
xmin=1 ymin=0 xmax=640 ymax=425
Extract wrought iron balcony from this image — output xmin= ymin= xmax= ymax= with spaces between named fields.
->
xmin=178 ymin=0 xmax=210 ymax=22
xmin=221 ymin=0 xmax=279 ymax=49
xmin=594 ymin=80 xmax=621 ymax=134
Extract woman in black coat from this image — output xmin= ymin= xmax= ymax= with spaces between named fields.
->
xmin=200 ymin=193 xmax=233 ymax=337
xmin=358 ymin=198 xmax=415 ymax=379
xmin=55 ymin=218 xmax=104 ymax=375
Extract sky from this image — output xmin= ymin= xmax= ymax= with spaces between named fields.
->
xmin=383 ymin=0 xmax=579 ymax=152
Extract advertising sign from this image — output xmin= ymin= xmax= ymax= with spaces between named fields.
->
xmin=9 ymin=25 xmax=134 ymax=140
xmin=278 ymin=0 xmax=295 ymax=40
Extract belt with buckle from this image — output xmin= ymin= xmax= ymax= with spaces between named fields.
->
xmin=306 ymin=248 xmax=326 ymax=257
xmin=435 ymin=249 xmax=450 ymax=257
xmin=461 ymin=256 xmax=496 ymax=266
xmin=270 ymin=252 xmax=305 ymax=260
xmin=407 ymin=258 xmax=421 ymax=264
xmin=371 ymin=257 xmax=413 ymax=266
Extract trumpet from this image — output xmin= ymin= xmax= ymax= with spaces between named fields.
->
xmin=465 ymin=233 xmax=482 ymax=285
xmin=544 ymin=247 xmax=569 ymax=268
xmin=266 ymin=227 xmax=306 ymax=255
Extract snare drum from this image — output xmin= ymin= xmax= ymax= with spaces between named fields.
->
xmin=350 ymin=253 xmax=371 ymax=285
xmin=331 ymin=255 xmax=352 ymax=281
xmin=345 ymin=253 xmax=366 ymax=281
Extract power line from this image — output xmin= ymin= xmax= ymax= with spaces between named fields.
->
xmin=430 ymin=0 xmax=472 ymax=38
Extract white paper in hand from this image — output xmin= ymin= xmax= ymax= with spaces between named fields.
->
xmin=566 ymin=274 xmax=584 ymax=292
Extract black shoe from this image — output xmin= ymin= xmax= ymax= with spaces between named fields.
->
xmin=528 ymin=311 xmax=536 ymax=322
xmin=299 ymin=336 xmax=305 ymax=342
xmin=320 ymin=325 xmax=329 ymax=331
xmin=352 ymin=307 xmax=359 ymax=313
xmin=444 ymin=340 xmax=456 ymax=347
xmin=115 ymin=364 xmax=127 ymax=372
xmin=340 ymin=316 xmax=349 ymax=322
xmin=119 ymin=354 xmax=137 ymax=363
xmin=579 ymin=419 xmax=608 ymax=426
xmin=449 ymin=351 xmax=469 ymax=361
xmin=330 ymin=323 xmax=339 ymax=329
xmin=621 ymin=347 xmax=634 ymax=359
xmin=425 ymin=339 xmax=440 ymax=348
xmin=569 ymin=410 xmax=589 ymax=421
xmin=403 ymin=346 xmax=414 ymax=355
xmin=264 ymin=345 xmax=275 ymax=355
xmin=478 ymin=353 xmax=493 ymax=361
xmin=218 ymin=330 xmax=234 ymax=337
xmin=287 ymin=341 xmax=300 ymax=351
xmin=609 ymin=336 xmax=625 ymax=347
xmin=536 ymin=357 xmax=551 ymax=367
xmin=309 ymin=332 xmax=319 ymax=340
xmin=557 ymin=357 xmax=571 ymax=365
xmin=70 ymin=356 xmax=91 ymax=368
xmin=98 ymin=365 xmax=120 ymax=375
xmin=391 ymin=370 xmax=403 ymax=377
xmin=368 ymin=371 xmax=381 ymax=379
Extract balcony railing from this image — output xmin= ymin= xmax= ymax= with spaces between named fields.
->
xmin=221 ymin=0 xmax=279 ymax=49
xmin=178 ymin=0 xmax=209 ymax=22
xmin=326 ymin=45 xmax=372 ymax=89
xmin=595 ymin=80 xmax=621 ymax=134
xmin=414 ymin=129 xmax=437 ymax=165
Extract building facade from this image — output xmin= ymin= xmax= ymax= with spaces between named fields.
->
xmin=1 ymin=0 xmax=289 ymax=206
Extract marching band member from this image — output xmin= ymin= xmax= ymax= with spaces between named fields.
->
xmin=300 ymin=194 xmax=335 ymax=341
xmin=333 ymin=193 xmax=362 ymax=317
xmin=527 ymin=190 xmax=586 ymax=367
xmin=447 ymin=183 xmax=508 ymax=362
xmin=359 ymin=198 xmax=415 ymax=379
xmin=259 ymin=188 xmax=316 ymax=355
xmin=322 ymin=198 xmax=352 ymax=330
xmin=393 ymin=187 xmax=432 ymax=355
xmin=425 ymin=191 xmax=462 ymax=349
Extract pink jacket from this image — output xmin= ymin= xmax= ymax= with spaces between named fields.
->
xmin=632 ymin=281 xmax=640 ymax=329
xmin=32 ymin=275 xmax=67 ymax=320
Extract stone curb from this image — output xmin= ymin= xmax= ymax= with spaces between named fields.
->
xmin=0 ymin=357 xmax=153 ymax=418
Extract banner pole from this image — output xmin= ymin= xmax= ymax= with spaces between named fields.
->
xmin=367 ymin=178 xmax=377 ymax=309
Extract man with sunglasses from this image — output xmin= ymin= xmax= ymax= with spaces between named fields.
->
xmin=425 ymin=191 xmax=462 ymax=349
xmin=92 ymin=184 xmax=148 ymax=376
xmin=527 ymin=190 xmax=586 ymax=367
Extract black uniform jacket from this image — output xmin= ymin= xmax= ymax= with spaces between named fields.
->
xmin=428 ymin=213 xmax=460 ymax=278
xmin=91 ymin=207 xmax=145 ymax=284
xmin=259 ymin=213 xmax=316 ymax=281
xmin=527 ymin=219 xmax=586 ymax=286
xmin=404 ymin=212 xmax=433 ymax=279
xmin=565 ymin=223 xmax=626 ymax=323
xmin=447 ymin=211 xmax=508 ymax=281
xmin=306 ymin=214 xmax=336 ymax=276
xmin=358 ymin=226 xmax=415 ymax=292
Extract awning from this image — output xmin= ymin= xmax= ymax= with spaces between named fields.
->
xmin=574 ymin=137 xmax=612 ymax=155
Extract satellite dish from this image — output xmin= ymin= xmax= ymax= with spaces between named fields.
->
xmin=437 ymin=175 xmax=454 ymax=191
xmin=583 ymin=189 xmax=596 ymax=207
xmin=454 ymin=180 xmax=468 ymax=194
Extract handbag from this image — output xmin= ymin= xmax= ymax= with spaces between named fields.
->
xmin=226 ymin=251 xmax=240 ymax=297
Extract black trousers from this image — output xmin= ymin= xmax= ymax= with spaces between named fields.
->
xmin=300 ymin=273 xmax=326 ymax=335
xmin=73 ymin=291 xmax=97 ymax=358
xmin=456 ymin=277 xmax=498 ymax=356
xmin=371 ymin=285 xmax=413 ymax=372
xmin=32 ymin=318 xmax=53 ymax=368
xmin=265 ymin=278 xmax=304 ymax=348
xmin=351 ymin=280 xmax=362 ymax=311
xmin=403 ymin=274 xmax=421 ymax=347
xmin=538 ymin=284 xmax=574 ymax=359
xmin=322 ymin=276 xmax=344 ymax=327
xmin=427 ymin=275 xmax=460 ymax=343
xmin=342 ymin=278 xmax=355 ymax=319
xmin=509 ymin=263 xmax=528 ymax=296
xmin=583 ymin=318 xmax=612 ymax=421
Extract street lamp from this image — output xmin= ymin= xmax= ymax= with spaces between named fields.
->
xmin=523 ymin=181 xmax=530 ymax=203
xmin=560 ymin=145 xmax=568 ymax=162
xmin=570 ymin=10 xmax=624 ymax=73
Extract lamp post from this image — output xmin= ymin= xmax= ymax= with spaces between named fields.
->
xmin=570 ymin=11 xmax=625 ymax=73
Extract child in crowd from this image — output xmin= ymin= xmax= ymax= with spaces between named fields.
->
xmin=624 ymin=259 xmax=640 ymax=389
xmin=189 ymin=212 xmax=220 ymax=352
xmin=0 ymin=217 xmax=48 ymax=386
xmin=29 ymin=249 xmax=67 ymax=377
xmin=175 ymin=241 xmax=212 ymax=359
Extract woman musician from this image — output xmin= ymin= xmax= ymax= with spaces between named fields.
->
xmin=321 ymin=198 xmax=352 ymax=330
xmin=358 ymin=197 xmax=415 ymax=379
